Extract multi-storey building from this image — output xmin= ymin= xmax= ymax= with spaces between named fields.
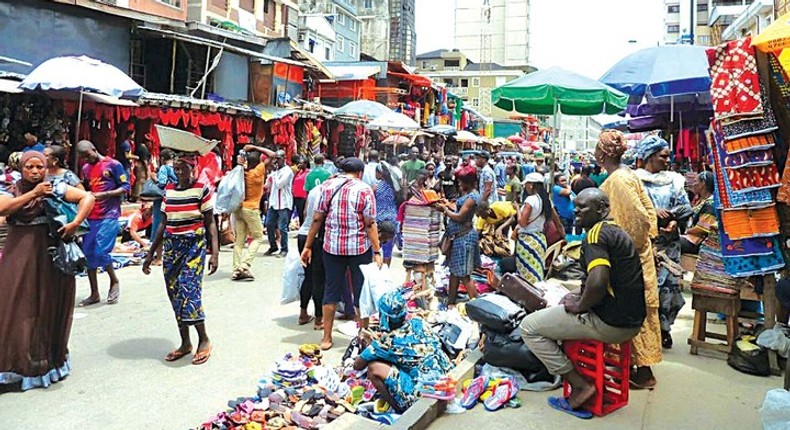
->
xmin=663 ymin=0 xmax=760 ymax=46
xmin=351 ymin=0 xmax=416 ymax=64
xmin=453 ymin=0 xmax=530 ymax=67
xmin=298 ymin=0 xmax=362 ymax=61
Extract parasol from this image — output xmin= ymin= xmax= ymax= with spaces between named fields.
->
xmin=156 ymin=125 xmax=218 ymax=155
xmin=335 ymin=100 xmax=392 ymax=119
xmin=367 ymin=111 xmax=420 ymax=131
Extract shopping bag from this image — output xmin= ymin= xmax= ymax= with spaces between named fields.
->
xmin=44 ymin=197 xmax=90 ymax=237
xmin=50 ymin=240 xmax=87 ymax=275
xmin=280 ymin=248 xmax=304 ymax=305
xmin=215 ymin=165 xmax=245 ymax=215
xmin=359 ymin=263 xmax=396 ymax=318
xmin=140 ymin=179 xmax=165 ymax=201
xmin=218 ymin=214 xmax=235 ymax=246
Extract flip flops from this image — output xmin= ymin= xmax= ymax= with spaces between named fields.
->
xmin=418 ymin=376 xmax=458 ymax=401
xmin=547 ymin=396 xmax=593 ymax=420
xmin=460 ymin=376 xmax=489 ymax=409
xmin=192 ymin=345 xmax=213 ymax=365
xmin=165 ymin=347 xmax=192 ymax=362
xmin=483 ymin=379 xmax=516 ymax=412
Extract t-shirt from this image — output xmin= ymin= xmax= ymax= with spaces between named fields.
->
xmin=581 ymin=221 xmax=646 ymax=328
xmin=305 ymin=166 xmax=331 ymax=192
xmin=126 ymin=210 xmax=153 ymax=232
xmin=474 ymin=201 xmax=517 ymax=230
xmin=590 ymin=172 xmax=608 ymax=187
xmin=293 ymin=169 xmax=309 ymax=199
xmin=439 ymin=170 xmax=459 ymax=200
xmin=135 ymin=143 xmax=151 ymax=164
xmin=298 ymin=185 xmax=323 ymax=236
xmin=520 ymin=194 xmax=546 ymax=233
xmin=117 ymin=140 xmax=132 ymax=170
xmin=504 ymin=176 xmax=522 ymax=202
xmin=552 ymin=185 xmax=574 ymax=220
xmin=401 ymin=159 xmax=426 ymax=183
xmin=479 ymin=165 xmax=497 ymax=204
xmin=572 ymin=176 xmax=596 ymax=195
xmin=162 ymin=182 xmax=213 ymax=235
xmin=82 ymin=157 xmax=130 ymax=220
xmin=243 ymin=163 xmax=267 ymax=210
xmin=23 ymin=143 xmax=46 ymax=153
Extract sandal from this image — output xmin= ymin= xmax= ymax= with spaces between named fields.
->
xmin=78 ymin=296 xmax=100 ymax=307
xmin=298 ymin=315 xmax=315 ymax=326
xmin=192 ymin=345 xmax=213 ymax=365
xmin=165 ymin=347 xmax=192 ymax=362
xmin=547 ymin=396 xmax=593 ymax=419
xmin=107 ymin=284 xmax=120 ymax=305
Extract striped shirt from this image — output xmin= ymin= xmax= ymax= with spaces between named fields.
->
xmin=161 ymin=182 xmax=212 ymax=235
xmin=317 ymin=176 xmax=376 ymax=256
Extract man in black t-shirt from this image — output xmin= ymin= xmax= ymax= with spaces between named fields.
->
xmin=520 ymin=188 xmax=645 ymax=417
xmin=438 ymin=155 xmax=459 ymax=201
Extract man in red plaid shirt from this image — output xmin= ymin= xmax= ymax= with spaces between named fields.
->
xmin=300 ymin=157 xmax=382 ymax=350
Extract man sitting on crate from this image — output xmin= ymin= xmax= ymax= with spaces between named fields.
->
xmin=520 ymin=188 xmax=646 ymax=419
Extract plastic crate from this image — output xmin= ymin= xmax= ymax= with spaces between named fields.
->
xmin=562 ymin=340 xmax=631 ymax=417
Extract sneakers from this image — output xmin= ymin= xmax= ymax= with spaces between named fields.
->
xmin=277 ymin=250 xmax=288 ymax=258
xmin=264 ymin=247 xmax=279 ymax=256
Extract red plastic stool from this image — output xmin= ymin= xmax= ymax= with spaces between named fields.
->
xmin=562 ymin=340 xmax=631 ymax=417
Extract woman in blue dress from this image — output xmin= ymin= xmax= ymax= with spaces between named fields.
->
xmin=373 ymin=162 xmax=400 ymax=266
xmin=436 ymin=166 xmax=481 ymax=306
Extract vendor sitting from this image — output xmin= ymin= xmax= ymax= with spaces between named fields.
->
xmin=353 ymin=291 xmax=453 ymax=414
xmin=520 ymin=188 xmax=645 ymax=419
xmin=121 ymin=203 xmax=153 ymax=248
xmin=680 ymin=171 xmax=715 ymax=255
xmin=475 ymin=200 xmax=517 ymax=235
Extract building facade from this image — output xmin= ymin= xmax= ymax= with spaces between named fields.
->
xmin=351 ymin=0 xmax=416 ymax=64
xmin=662 ymin=0 xmax=760 ymax=46
xmin=720 ymin=0 xmax=774 ymax=41
xmin=453 ymin=0 xmax=530 ymax=67
xmin=298 ymin=0 xmax=362 ymax=62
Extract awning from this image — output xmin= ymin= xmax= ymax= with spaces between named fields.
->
xmin=0 ymin=55 xmax=32 ymax=67
xmin=388 ymin=71 xmax=432 ymax=87
xmin=248 ymin=104 xmax=296 ymax=121
xmin=326 ymin=65 xmax=380 ymax=81
xmin=0 ymin=78 xmax=22 ymax=94
xmin=45 ymin=90 xmax=139 ymax=106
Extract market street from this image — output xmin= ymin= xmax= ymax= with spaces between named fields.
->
xmin=0 ymin=237 xmax=773 ymax=429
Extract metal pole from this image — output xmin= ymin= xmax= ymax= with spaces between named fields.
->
xmin=551 ymin=98 xmax=559 ymax=180
xmin=73 ymin=89 xmax=84 ymax=171
xmin=689 ymin=0 xmax=695 ymax=45
xmin=170 ymin=39 xmax=177 ymax=94
xmin=201 ymin=46 xmax=211 ymax=99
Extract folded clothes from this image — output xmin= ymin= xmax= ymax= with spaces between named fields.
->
xmin=723 ymin=148 xmax=774 ymax=169
xmin=720 ymin=206 xmax=780 ymax=240
xmin=725 ymin=164 xmax=781 ymax=192
xmin=723 ymin=133 xmax=776 ymax=154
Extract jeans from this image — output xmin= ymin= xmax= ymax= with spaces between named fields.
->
xmin=266 ymin=207 xmax=290 ymax=252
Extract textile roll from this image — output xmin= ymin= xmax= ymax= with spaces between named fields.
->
xmin=720 ymin=206 xmax=780 ymax=240
xmin=706 ymin=37 xmax=763 ymax=121
xmin=725 ymin=164 xmax=781 ymax=192
xmin=723 ymin=133 xmax=775 ymax=154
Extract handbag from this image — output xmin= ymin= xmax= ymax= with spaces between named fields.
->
xmin=499 ymin=273 xmax=548 ymax=312
xmin=440 ymin=223 xmax=472 ymax=256
xmin=140 ymin=179 xmax=165 ymax=201
xmin=543 ymin=207 xmax=565 ymax=246
xmin=218 ymin=214 xmax=235 ymax=246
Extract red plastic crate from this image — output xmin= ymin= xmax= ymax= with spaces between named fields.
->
xmin=562 ymin=340 xmax=631 ymax=417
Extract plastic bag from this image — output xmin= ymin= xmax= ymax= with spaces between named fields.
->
xmin=50 ymin=241 xmax=87 ymax=275
xmin=44 ymin=197 xmax=89 ymax=237
xmin=433 ymin=310 xmax=475 ymax=358
xmin=761 ymin=389 xmax=790 ymax=430
xmin=727 ymin=336 xmax=770 ymax=376
xmin=215 ymin=165 xmax=245 ymax=215
xmin=757 ymin=325 xmax=790 ymax=358
xmin=359 ymin=263 xmax=396 ymax=318
xmin=479 ymin=363 xmax=561 ymax=392
xmin=280 ymin=248 xmax=303 ymax=305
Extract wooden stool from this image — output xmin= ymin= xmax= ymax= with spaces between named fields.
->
xmin=688 ymin=289 xmax=740 ymax=355
xmin=404 ymin=262 xmax=436 ymax=291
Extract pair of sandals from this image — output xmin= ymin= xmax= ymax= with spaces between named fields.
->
xmin=231 ymin=268 xmax=254 ymax=281
xmin=165 ymin=345 xmax=212 ymax=365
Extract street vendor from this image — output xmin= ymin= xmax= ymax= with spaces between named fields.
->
xmin=353 ymin=291 xmax=453 ymax=414
xmin=521 ymin=188 xmax=645 ymax=419
xmin=474 ymin=200 xmax=517 ymax=236
xmin=121 ymin=202 xmax=153 ymax=248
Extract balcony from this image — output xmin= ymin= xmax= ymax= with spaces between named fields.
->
xmin=721 ymin=0 xmax=773 ymax=40
xmin=709 ymin=4 xmax=748 ymax=26
xmin=449 ymin=87 xmax=468 ymax=97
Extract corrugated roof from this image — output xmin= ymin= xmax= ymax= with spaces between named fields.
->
xmin=416 ymin=49 xmax=449 ymax=60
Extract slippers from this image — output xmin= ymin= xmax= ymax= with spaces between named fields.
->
xmin=192 ymin=345 xmax=213 ymax=365
xmin=460 ymin=376 xmax=489 ymax=409
xmin=547 ymin=396 xmax=593 ymax=420
xmin=78 ymin=296 xmax=100 ymax=307
xmin=483 ymin=379 xmax=515 ymax=411
xmin=165 ymin=348 xmax=192 ymax=362
xmin=298 ymin=316 xmax=315 ymax=326
xmin=107 ymin=285 xmax=120 ymax=305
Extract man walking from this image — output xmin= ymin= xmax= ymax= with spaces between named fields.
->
xmin=362 ymin=149 xmax=380 ymax=186
xmin=300 ymin=158 xmax=382 ymax=351
xmin=265 ymin=150 xmax=294 ymax=257
xmin=76 ymin=140 xmax=130 ymax=306
xmin=401 ymin=147 xmax=425 ymax=185
xmin=305 ymin=154 xmax=331 ymax=192
xmin=232 ymin=144 xmax=276 ymax=280
xmin=475 ymin=150 xmax=497 ymax=204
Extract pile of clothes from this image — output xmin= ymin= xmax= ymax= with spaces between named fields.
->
xmin=401 ymin=203 xmax=441 ymax=263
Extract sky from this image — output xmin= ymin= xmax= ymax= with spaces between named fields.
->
xmin=414 ymin=0 xmax=665 ymax=79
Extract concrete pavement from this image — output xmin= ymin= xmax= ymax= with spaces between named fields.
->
xmin=0 ymin=238 xmax=777 ymax=429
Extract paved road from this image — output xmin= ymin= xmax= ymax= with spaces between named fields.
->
xmin=0 ymin=237 xmax=775 ymax=429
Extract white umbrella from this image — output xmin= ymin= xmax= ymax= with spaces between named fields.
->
xmin=453 ymin=130 xmax=480 ymax=143
xmin=335 ymin=100 xmax=391 ymax=119
xmin=156 ymin=125 xmax=218 ymax=155
xmin=367 ymin=111 xmax=420 ymax=131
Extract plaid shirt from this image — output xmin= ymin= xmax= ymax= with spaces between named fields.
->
xmin=316 ymin=176 xmax=377 ymax=256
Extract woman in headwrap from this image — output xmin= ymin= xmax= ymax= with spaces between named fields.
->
xmin=634 ymin=136 xmax=692 ymax=350
xmin=595 ymin=130 xmax=661 ymax=389
xmin=680 ymin=171 xmax=716 ymax=255
xmin=0 ymin=151 xmax=95 ymax=390
xmin=142 ymin=153 xmax=219 ymax=365
xmin=353 ymin=291 xmax=453 ymax=413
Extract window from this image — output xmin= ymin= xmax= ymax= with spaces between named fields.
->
xmin=472 ymin=77 xmax=480 ymax=87
xmin=364 ymin=0 xmax=372 ymax=8
xmin=325 ymin=47 xmax=331 ymax=60
xmin=157 ymin=0 xmax=181 ymax=6
xmin=421 ymin=61 xmax=429 ymax=69
xmin=444 ymin=59 xmax=460 ymax=67
xmin=309 ymin=39 xmax=315 ymax=53
xmin=697 ymin=2 xmax=708 ymax=12
xmin=460 ymin=78 xmax=469 ymax=87
xmin=337 ymin=12 xmax=346 ymax=25
xmin=667 ymin=4 xmax=680 ymax=13
xmin=263 ymin=0 xmax=269 ymax=14
xmin=697 ymin=35 xmax=710 ymax=44
xmin=350 ymin=19 xmax=357 ymax=31
xmin=472 ymin=98 xmax=479 ymax=107
xmin=238 ymin=0 xmax=253 ymax=12
xmin=337 ymin=35 xmax=345 ymax=52
xmin=667 ymin=25 xmax=680 ymax=33
xmin=349 ymin=42 xmax=357 ymax=57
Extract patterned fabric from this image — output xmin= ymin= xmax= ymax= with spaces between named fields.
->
xmin=82 ymin=157 xmax=130 ymax=220
xmin=707 ymin=37 xmax=763 ymax=121
xmin=46 ymin=170 xmax=81 ymax=188
xmin=163 ymin=229 xmax=207 ymax=324
xmin=691 ymin=220 xmax=743 ymax=293
xmin=515 ymin=231 xmax=547 ymax=285
xmin=720 ymin=230 xmax=775 ymax=257
xmin=709 ymin=129 xmax=774 ymax=209
xmin=360 ymin=316 xmax=453 ymax=411
xmin=375 ymin=179 xmax=398 ymax=222
xmin=634 ymin=169 xmax=690 ymax=213
xmin=446 ymin=191 xmax=481 ymax=277
xmin=721 ymin=237 xmax=785 ymax=278
xmin=722 ymin=149 xmax=774 ymax=168
xmin=317 ymin=177 xmax=376 ymax=256
xmin=725 ymin=164 xmax=781 ymax=191
xmin=162 ymin=182 xmax=212 ymax=235
xmin=768 ymin=53 xmax=790 ymax=103
xmin=720 ymin=206 xmax=780 ymax=240
xmin=378 ymin=291 xmax=407 ymax=331
xmin=720 ymin=90 xmax=778 ymax=141
xmin=722 ymin=133 xmax=775 ymax=154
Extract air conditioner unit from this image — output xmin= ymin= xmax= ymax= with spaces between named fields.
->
xmin=298 ymin=34 xmax=305 ymax=42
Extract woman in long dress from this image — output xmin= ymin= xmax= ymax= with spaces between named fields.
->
xmin=0 ymin=151 xmax=94 ymax=390
xmin=515 ymin=172 xmax=550 ymax=284
xmin=595 ymin=130 xmax=662 ymax=389
xmin=143 ymin=153 xmax=219 ymax=365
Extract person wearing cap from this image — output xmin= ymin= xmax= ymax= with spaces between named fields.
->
xmin=515 ymin=172 xmax=551 ymax=284
xmin=475 ymin=150 xmax=497 ymax=204
xmin=265 ymin=149 xmax=294 ymax=257
xmin=300 ymin=157 xmax=382 ymax=350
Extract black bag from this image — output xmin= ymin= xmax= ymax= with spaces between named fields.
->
xmin=44 ymin=197 xmax=89 ymax=238
xmin=465 ymin=294 xmax=526 ymax=333
xmin=727 ymin=337 xmax=770 ymax=376
xmin=482 ymin=327 xmax=546 ymax=374
xmin=140 ymin=179 xmax=165 ymax=201
xmin=436 ymin=322 xmax=463 ymax=359
xmin=551 ymin=259 xmax=585 ymax=281
xmin=49 ymin=240 xmax=87 ymax=275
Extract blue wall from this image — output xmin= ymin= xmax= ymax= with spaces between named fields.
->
xmin=331 ymin=0 xmax=360 ymax=62
xmin=0 ymin=0 xmax=130 ymax=75
xmin=214 ymin=52 xmax=249 ymax=101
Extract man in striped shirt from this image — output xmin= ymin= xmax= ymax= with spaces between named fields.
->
xmin=300 ymin=157 xmax=383 ymax=351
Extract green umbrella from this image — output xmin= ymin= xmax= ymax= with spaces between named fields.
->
xmin=492 ymin=66 xmax=627 ymax=116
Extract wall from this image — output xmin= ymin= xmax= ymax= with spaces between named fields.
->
xmin=454 ymin=0 xmax=529 ymax=66
xmin=352 ymin=0 xmax=390 ymax=61
xmin=332 ymin=7 xmax=361 ymax=61
xmin=0 ymin=0 xmax=131 ymax=75
xmin=127 ymin=0 xmax=188 ymax=20
xmin=213 ymin=51 xmax=249 ymax=100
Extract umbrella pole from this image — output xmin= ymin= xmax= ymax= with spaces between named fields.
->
xmin=73 ymin=89 xmax=84 ymax=171
xmin=551 ymin=99 xmax=560 ymax=180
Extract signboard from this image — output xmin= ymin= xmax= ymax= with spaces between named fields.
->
xmin=238 ymin=9 xmax=257 ymax=34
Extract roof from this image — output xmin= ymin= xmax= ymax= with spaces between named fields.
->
xmin=464 ymin=62 xmax=508 ymax=71
xmin=416 ymin=49 xmax=449 ymax=60
xmin=325 ymin=65 xmax=380 ymax=81
xmin=302 ymin=15 xmax=336 ymax=42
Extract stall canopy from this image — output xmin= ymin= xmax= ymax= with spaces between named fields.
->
xmin=19 ymin=55 xmax=144 ymax=99
xmin=335 ymin=99 xmax=392 ymax=119
xmin=367 ymin=111 xmax=420 ymax=131
xmin=492 ymin=67 xmax=627 ymax=116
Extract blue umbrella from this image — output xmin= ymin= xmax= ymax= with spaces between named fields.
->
xmin=600 ymin=45 xmax=711 ymax=99
xmin=20 ymin=55 xmax=144 ymax=99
